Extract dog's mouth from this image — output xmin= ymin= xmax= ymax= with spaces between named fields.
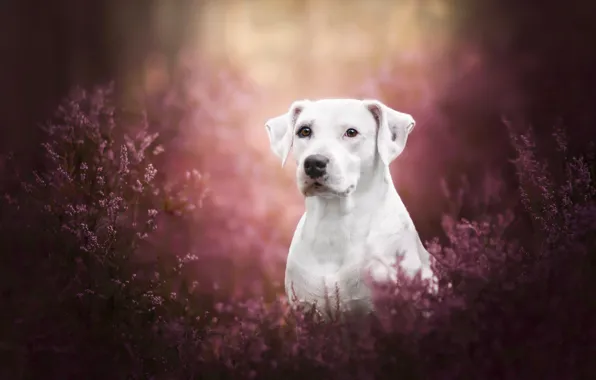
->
xmin=303 ymin=181 xmax=324 ymax=196
xmin=303 ymin=180 xmax=355 ymax=198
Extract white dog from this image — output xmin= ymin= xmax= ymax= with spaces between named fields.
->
xmin=265 ymin=98 xmax=435 ymax=318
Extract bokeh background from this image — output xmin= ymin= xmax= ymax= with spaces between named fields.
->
xmin=2 ymin=0 xmax=595 ymax=295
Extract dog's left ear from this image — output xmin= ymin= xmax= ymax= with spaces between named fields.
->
xmin=363 ymin=100 xmax=416 ymax=166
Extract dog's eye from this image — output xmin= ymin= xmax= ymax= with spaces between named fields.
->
xmin=296 ymin=126 xmax=312 ymax=138
xmin=344 ymin=128 xmax=359 ymax=138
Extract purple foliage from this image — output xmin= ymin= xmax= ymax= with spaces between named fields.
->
xmin=1 ymin=83 xmax=595 ymax=380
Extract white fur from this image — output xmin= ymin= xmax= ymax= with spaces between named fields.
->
xmin=265 ymin=99 xmax=436 ymax=318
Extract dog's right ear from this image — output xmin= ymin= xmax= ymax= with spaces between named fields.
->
xmin=264 ymin=100 xmax=309 ymax=167
xmin=265 ymin=113 xmax=292 ymax=167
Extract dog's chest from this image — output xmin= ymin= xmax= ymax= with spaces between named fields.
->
xmin=286 ymin=215 xmax=381 ymax=311
xmin=299 ymin=215 xmax=371 ymax=270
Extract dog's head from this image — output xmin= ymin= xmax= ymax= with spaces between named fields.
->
xmin=265 ymin=99 xmax=416 ymax=198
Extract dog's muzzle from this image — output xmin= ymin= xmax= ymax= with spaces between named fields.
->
xmin=303 ymin=154 xmax=329 ymax=179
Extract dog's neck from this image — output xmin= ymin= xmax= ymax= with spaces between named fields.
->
xmin=304 ymin=162 xmax=394 ymax=220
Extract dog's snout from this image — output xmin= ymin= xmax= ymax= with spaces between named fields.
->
xmin=303 ymin=154 xmax=329 ymax=179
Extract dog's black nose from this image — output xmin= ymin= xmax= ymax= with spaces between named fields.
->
xmin=303 ymin=154 xmax=329 ymax=179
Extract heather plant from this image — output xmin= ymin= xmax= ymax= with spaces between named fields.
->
xmin=415 ymin=122 xmax=596 ymax=379
xmin=0 ymin=83 xmax=211 ymax=378
xmin=1 ymin=77 xmax=595 ymax=379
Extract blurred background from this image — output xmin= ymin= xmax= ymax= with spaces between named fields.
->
xmin=1 ymin=0 xmax=595 ymax=295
